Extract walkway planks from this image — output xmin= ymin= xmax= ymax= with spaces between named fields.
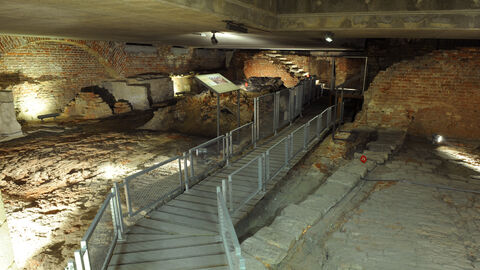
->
xmin=108 ymin=108 xmax=328 ymax=270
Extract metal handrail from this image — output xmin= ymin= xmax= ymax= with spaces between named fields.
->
xmin=227 ymin=155 xmax=263 ymax=214
xmin=124 ymin=155 xmax=184 ymax=217
xmin=67 ymin=77 xmax=331 ymax=270
xmin=80 ymin=192 xmax=117 ymax=270
xmin=217 ymin=185 xmax=246 ymax=270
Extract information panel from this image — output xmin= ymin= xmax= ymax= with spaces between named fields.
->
xmin=195 ymin=73 xmax=240 ymax=94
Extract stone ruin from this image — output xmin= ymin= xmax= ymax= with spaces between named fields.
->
xmin=0 ymin=90 xmax=23 ymax=142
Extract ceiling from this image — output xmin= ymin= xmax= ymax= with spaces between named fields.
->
xmin=0 ymin=0 xmax=479 ymax=50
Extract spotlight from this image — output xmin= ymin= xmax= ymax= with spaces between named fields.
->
xmin=325 ymin=32 xmax=334 ymax=43
xmin=432 ymin=134 xmax=444 ymax=145
xmin=211 ymin=31 xmax=218 ymax=45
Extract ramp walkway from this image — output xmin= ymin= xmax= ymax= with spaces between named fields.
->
xmin=66 ymin=78 xmax=343 ymax=270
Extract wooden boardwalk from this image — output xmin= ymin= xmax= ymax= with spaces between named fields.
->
xmin=108 ymin=109 xmax=328 ymax=270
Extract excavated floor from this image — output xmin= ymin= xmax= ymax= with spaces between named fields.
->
xmin=0 ymin=112 xmax=206 ymax=270
xmin=282 ymin=136 xmax=480 ymax=270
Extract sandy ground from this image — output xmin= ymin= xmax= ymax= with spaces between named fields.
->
xmin=0 ymin=112 xmax=206 ymax=270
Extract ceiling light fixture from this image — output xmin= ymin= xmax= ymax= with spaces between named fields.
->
xmin=325 ymin=32 xmax=334 ymax=43
xmin=211 ymin=31 xmax=218 ymax=45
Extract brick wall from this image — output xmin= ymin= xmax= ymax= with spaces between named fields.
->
xmin=0 ymin=35 xmax=226 ymax=121
xmin=355 ymin=48 xmax=480 ymax=139
xmin=0 ymin=41 xmax=111 ymax=120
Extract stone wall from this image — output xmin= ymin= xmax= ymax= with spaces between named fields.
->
xmin=0 ymin=192 xmax=17 ymax=270
xmin=233 ymin=51 xmax=331 ymax=88
xmin=0 ymin=35 xmax=226 ymax=121
xmin=354 ymin=48 xmax=480 ymax=139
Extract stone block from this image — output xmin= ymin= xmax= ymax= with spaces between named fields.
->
xmin=0 ymin=91 xmax=22 ymax=139
xmin=140 ymin=77 xmax=174 ymax=104
xmin=313 ymin=181 xmax=351 ymax=200
xmin=102 ymin=81 xmax=150 ymax=110
xmin=243 ymin=253 xmax=268 ymax=270
xmin=269 ymin=216 xmax=309 ymax=241
xmin=354 ymin=151 xmax=388 ymax=164
xmin=0 ymin=91 xmax=14 ymax=103
xmin=298 ymin=195 xmax=337 ymax=216
xmin=241 ymin=236 xmax=287 ymax=266
xmin=327 ymin=170 xmax=360 ymax=188
xmin=367 ymin=142 xmax=394 ymax=153
xmin=281 ymin=204 xmax=321 ymax=227
xmin=0 ymin=223 xmax=15 ymax=269
xmin=254 ymin=226 xmax=297 ymax=251
xmin=339 ymin=161 xmax=369 ymax=178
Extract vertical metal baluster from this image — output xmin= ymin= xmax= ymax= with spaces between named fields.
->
xmin=265 ymin=150 xmax=270 ymax=181
xmin=259 ymin=155 xmax=265 ymax=192
xmin=189 ymin=150 xmax=194 ymax=180
xmin=304 ymin=124 xmax=308 ymax=150
xmin=183 ymin=152 xmax=189 ymax=192
xmin=222 ymin=179 xmax=227 ymax=210
xmin=74 ymin=250 xmax=84 ymax=270
xmin=113 ymin=183 xmax=124 ymax=240
xmin=124 ymin=179 xmax=133 ymax=217
xmin=228 ymin=177 xmax=233 ymax=212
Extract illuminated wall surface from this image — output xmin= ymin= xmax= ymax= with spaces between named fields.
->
xmin=0 ymin=35 xmax=226 ymax=121
xmin=0 ymin=42 xmax=110 ymax=120
xmin=0 ymin=193 xmax=17 ymax=270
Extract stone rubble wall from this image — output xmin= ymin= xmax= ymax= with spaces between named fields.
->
xmin=241 ymin=129 xmax=406 ymax=269
xmin=140 ymin=90 xmax=261 ymax=137
xmin=60 ymin=92 xmax=113 ymax=120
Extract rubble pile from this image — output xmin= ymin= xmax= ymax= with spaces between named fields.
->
xmin=60 ymin=92 xmax=113 ymax=120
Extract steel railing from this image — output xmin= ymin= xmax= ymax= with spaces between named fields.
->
xmin=124 ymin=156 xmax=184 ymax=217
xmin=217 ymin=185 xmax=246 ymax=270
xmin=227 ymin=122 xmax=255 ymax=159
xmin=66 ymin=77 xmax=327 ymax=270
xmin=222 ymin=103 xmax=343 ymax=219
xmin=187 ymin=135 xmax=226 ymax=187
xmin=226 ymin=155 xmax=263 ymax=215
xmin=72 ymin=185 xmax=124 ymax=270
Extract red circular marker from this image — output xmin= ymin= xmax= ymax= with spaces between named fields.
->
xmin=244 ymin=82 xmax=249 ymax=87
xmin=360 ymin=155 xmax=367 ymax=163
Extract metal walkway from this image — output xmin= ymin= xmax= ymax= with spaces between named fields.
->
xmin=107 ymin=106 xmax=332 ymax=270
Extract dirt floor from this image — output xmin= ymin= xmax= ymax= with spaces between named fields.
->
xmin=0 ymin=111 xmax=207 ymax=270
xmin=281 ymin=136 xmax=480 ymax=269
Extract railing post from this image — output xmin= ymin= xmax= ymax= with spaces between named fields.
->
xmin=274 ymin=91 xmax=280 ymax=134
xmin=253 ymin=97 xmax=258 ymax=142
xmin=183 ymin=152 xmax=189 ymax=192
xmin=189 ymin=150 xmax=194 ymax=180
xmin=113 ymin=183 xmax=125 ymax=241
xmin=327 ymin=107 xmax=332 ymax=126
xmin=265 ymin=150 xmax=270 ymax=181
xmin=124 ymin=179 xmax=133 ymax=217
xmin=228 ymin=177 xmax=233 ymax=212
xmin=303 ymin=124 xmax=308 ymax=150
xmin=284 ymin=137 xmax=289 ymax=167
xmin=289 ymin=88 xmax=294 ymax=123
xmin=317 ymin=113 xmax=322 ymax=137
xmin=74 ymin=250 xmax=84 ymax=270
xmin=225 ymin=135 xmax=229 ymax=166
xmin=222 ymin=179 xmax=227 ymax=209
xmin=259 ymin=155 xmax=265 ymax=192
xmin=80 ymin=241 xmax=91 ymax=270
